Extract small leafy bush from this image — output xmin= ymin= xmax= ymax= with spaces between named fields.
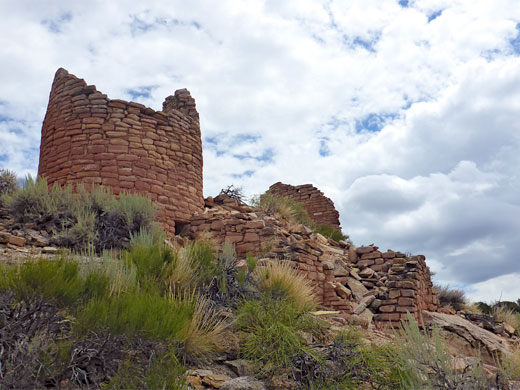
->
xmin=5 ymin=176 xmax=76 ymax=224
xmin=253 ymin=260 xmax=317 ymax=311
xmin=434 ymin=284 xmax=467 ymax=311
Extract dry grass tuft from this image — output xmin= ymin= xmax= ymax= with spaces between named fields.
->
xmin=492 ymin=306 xmax=520 ymax=333
xmin=178 ymin=295 xmax=229 ymax=362
xmin=253 ymin=261 xmax=317 ymax=311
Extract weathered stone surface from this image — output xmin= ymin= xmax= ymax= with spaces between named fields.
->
xmin=221 ymin=377 xmax=267 ymax=390
xmin=346 ymin=277 xmax=369 ymax=301
xmin=8 ymin=235 xmax=26 ymax=246
xmin=422 ymin=311 xmax=512 ymax=364
xmin=224 ymin=360 xmax=255 ymax=377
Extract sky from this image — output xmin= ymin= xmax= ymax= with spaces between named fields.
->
xmin=1 ymin=0 xmax=520 ymax=302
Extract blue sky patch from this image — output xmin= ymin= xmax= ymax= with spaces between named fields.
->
xmin=510 ymin=23 xmax=520 ymax=54
xmin=126 ymin=86 xmax=156 ymax=100
xmin=398 ymin=0 xmax=409 ymax=7
xmin=428 ymin=10 xmax=442 ymax=23
xmin=130 ymin=15 xmax=201 ymax=36
xmin=232 ymin=170 xmax=254 ymax=179
xmin=319 ymin=138 xmax=331 ymax=157
xmin=42 ymin=12 xmax=72 ymax=33
xmin=355 ymin=113 xmax=398 ymax=132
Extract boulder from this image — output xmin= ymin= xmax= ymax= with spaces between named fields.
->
xmin=422 ymin=311 xmax=512 ymax=365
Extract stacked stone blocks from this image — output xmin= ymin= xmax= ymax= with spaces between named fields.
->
xmin=269 ymin=182 xmax=341 ymax=228
xmin=37 ymin=68 xmax=204 ymax=232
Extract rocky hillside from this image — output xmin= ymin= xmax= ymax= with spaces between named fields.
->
xmin=0 ymin=176 xmax=519 ymax=389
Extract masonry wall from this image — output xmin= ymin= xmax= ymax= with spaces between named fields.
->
xmin=350 ymin=245 xmax=439 ymax=327
xmin=37 ymin=68 xmax=204 ymax=233
xmin=269 ymin=182 xmax=341 ymax=228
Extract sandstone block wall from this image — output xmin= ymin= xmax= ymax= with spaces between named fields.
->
xmin=269 ymin=182 xmax=341 ymax=228
xmin=37 ymin=68 xmax=204 ymax=233
xmin=350 ymin=245 xmax=439 ymax=327
xmin=187 ymin=197 xmax=439 ymax=322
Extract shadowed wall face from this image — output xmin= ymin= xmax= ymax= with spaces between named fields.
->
xmin=38 ymin=68 xmax=204 ymax=233
xmin=269 ymin=182 xmax=341 ymax=228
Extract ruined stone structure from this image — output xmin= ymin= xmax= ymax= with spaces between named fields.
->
xmin=38 ymin=68 xmax=204 ymax=232
xmin=186 ymin=195 xmax=439 ymax=326
xmin=36 ymin=68 xmax=439 ymax=325
xmin=269 ymin=182 xmax=341 ymax=228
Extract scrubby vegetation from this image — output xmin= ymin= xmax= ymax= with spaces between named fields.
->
xmin=252 ymin=191 xmax=349 ymax=243
xmin=0 ymin=168 xmax=18 ymax=197
xmin=1 ymin=179 xmax=519 ymax=389
xmin=434 ymin=284 xmax=468 ymax=311
xmin=2 ymin=176 xmax=155 ymax=252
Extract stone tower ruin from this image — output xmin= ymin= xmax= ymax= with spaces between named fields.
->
xmin=37 ymin=68 xmax=204 ymax=233
xmin=269 ymin=182 xmax=341 ymax=228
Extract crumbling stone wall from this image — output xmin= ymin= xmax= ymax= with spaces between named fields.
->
xmin=37 ymin=68 xmax=204 ymax=233
xmin=269 ymin=182 xmax=341 ymax=228
xmin=187 ymin=198 xmax=439 ymax=324
xmin=350 ymin=245 xmax=439 ymax=327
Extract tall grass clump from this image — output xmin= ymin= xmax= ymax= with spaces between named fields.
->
xmin=253 ymin=260 xmax=317 ymax=311
xmin=252 ymin=192 xmax=315 ymax=227
xmin=434 ymin=284 xmax=467 ymax=311
xmin=492 ymin=306 xmax=520 ymax=335
xmin=390 ymin=313 xmax=490 ymax=389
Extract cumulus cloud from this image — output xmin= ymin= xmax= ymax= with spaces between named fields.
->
xmin=0 ymin=0 xmax=520 ymax=301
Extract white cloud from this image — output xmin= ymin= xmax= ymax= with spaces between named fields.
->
xmin=1 ymin=0 xmax=520 ymax=301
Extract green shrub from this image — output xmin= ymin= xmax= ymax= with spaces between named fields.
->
xmin=294 ymin=329 xmax=402 ymax=389
xmin=76 ymin=288 xmax=195 ymax=340
xmin=236 ymin=295 xmax=323 ymax=368
xmin=4 ymin=176 xmax=76 ymax=224
xmin=434 ymin=284 xmax=467 ymax=311
xmin=3 ymin=177 xmax=157 ymax=252
xmin=0 ymin=168 xmax=18 ymax=196
xmin=314 ymin=224 xmax=348 ymax=242
xmin=129 ymin=241 xmax=174 ymax=282
xmin=113 ymin=192 xmax=155 ymax=234
xmin=1 ymin=256 xmax=109 ymax=307
xmin=102 ymin=351 xmax=185 ymax=390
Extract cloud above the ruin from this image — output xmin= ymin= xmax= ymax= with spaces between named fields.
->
xmin=1 ymin=0 xmax=520 ymax=301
